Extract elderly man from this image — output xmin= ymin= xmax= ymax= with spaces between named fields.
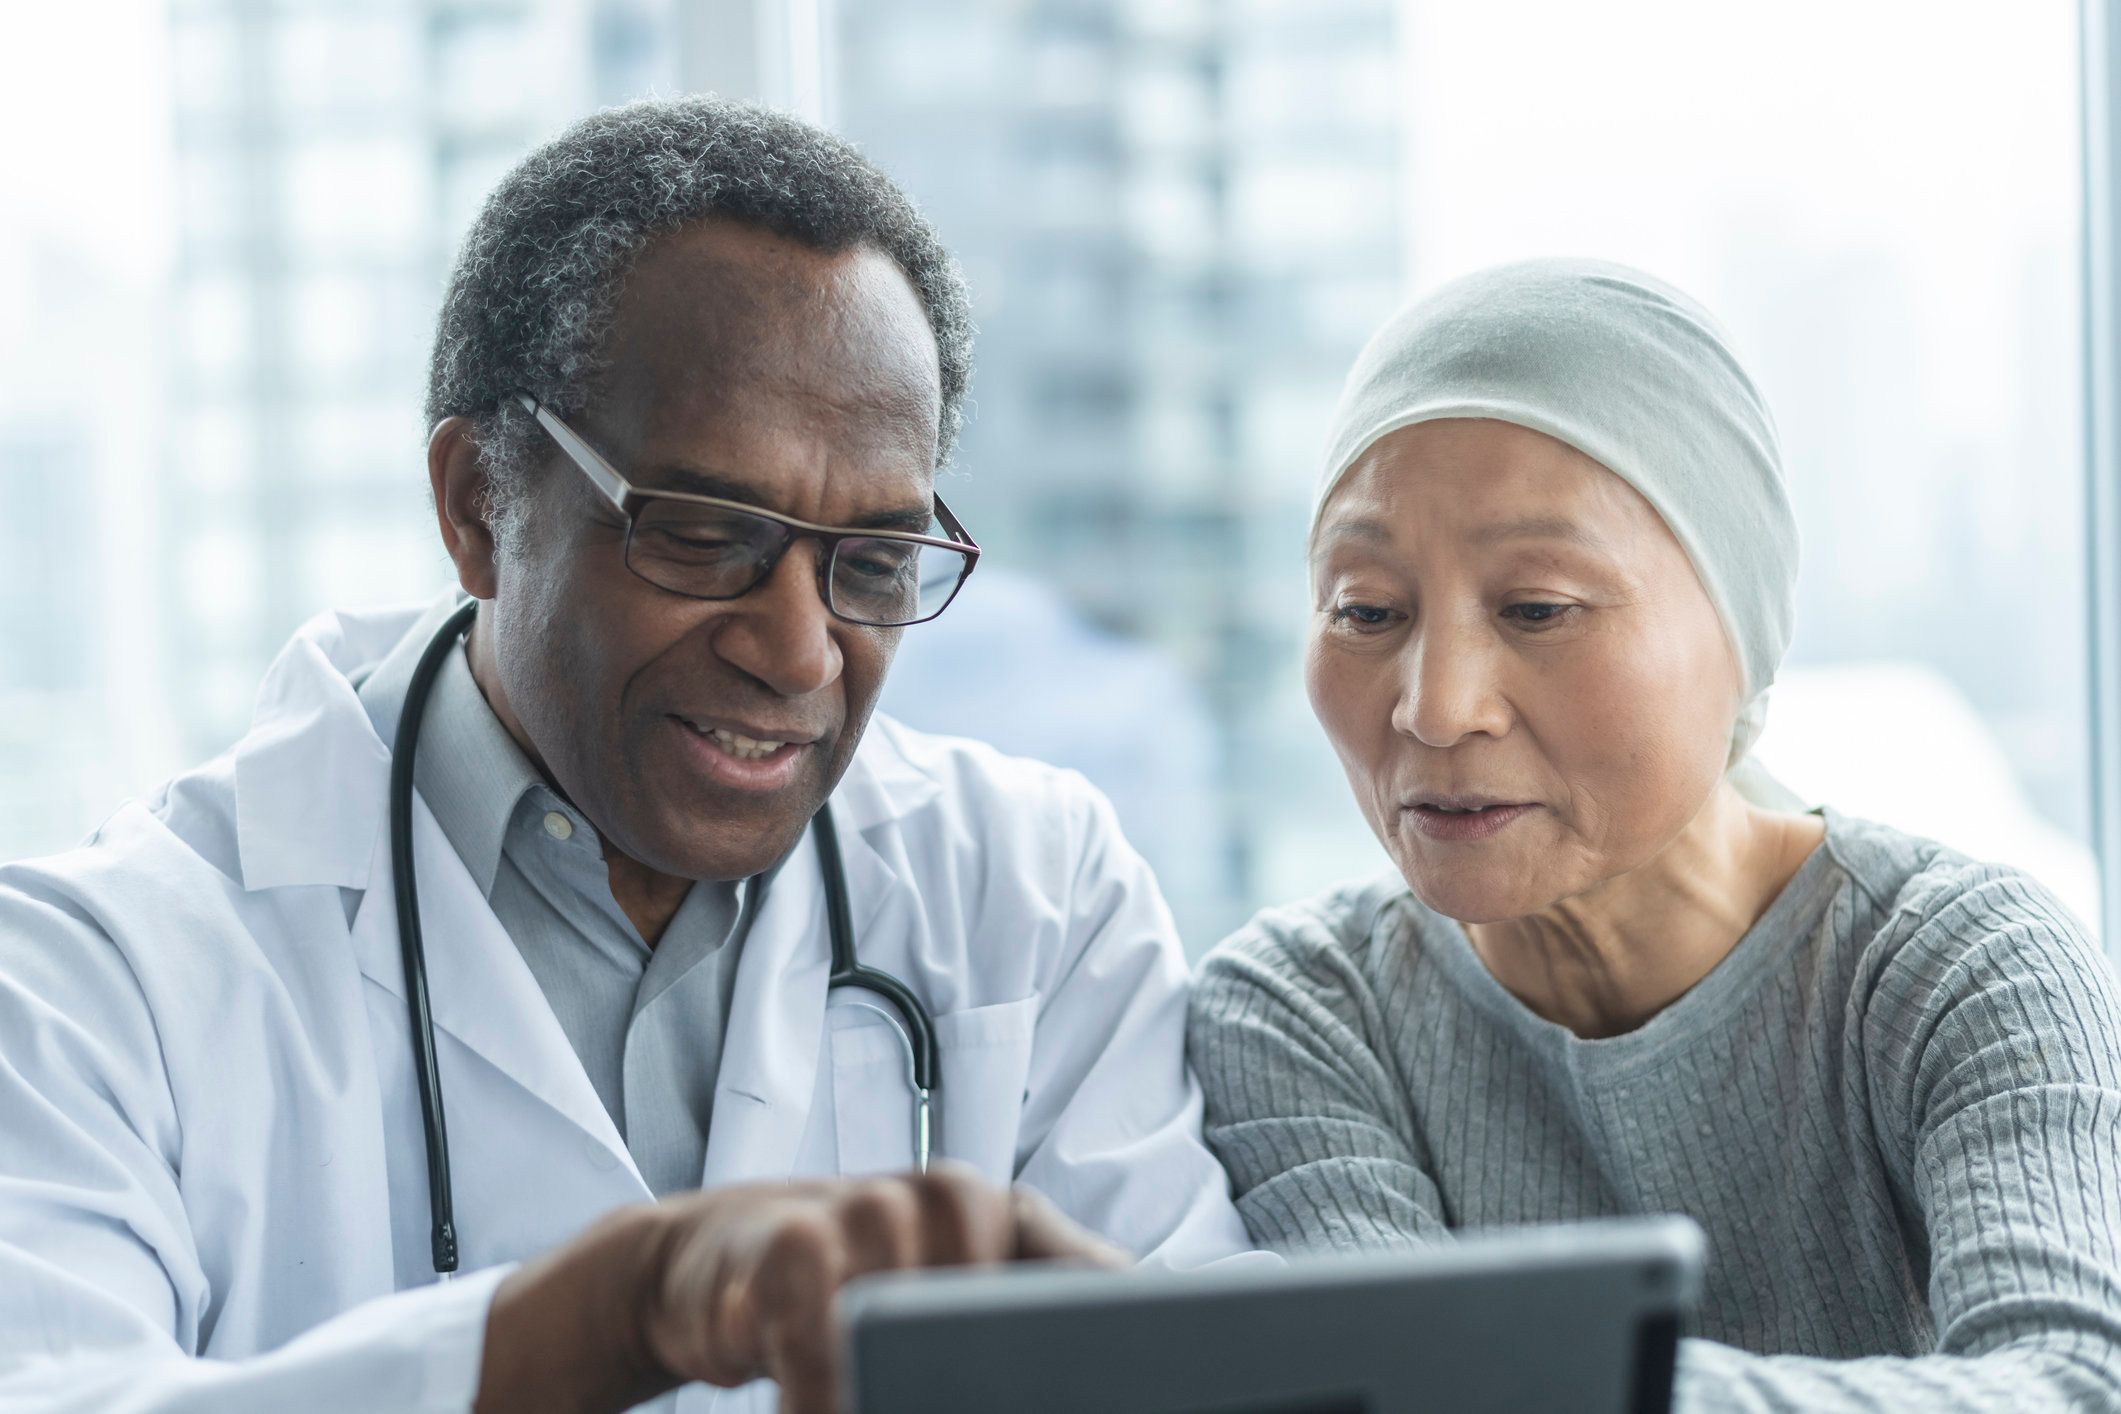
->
xmin=0 ymin=98 xmax=1248 ymax=1414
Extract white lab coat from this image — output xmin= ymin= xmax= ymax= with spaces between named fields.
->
xmin=0 ymin=600 xmax=1253 ymax=1412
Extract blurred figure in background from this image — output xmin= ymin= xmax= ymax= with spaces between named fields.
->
xmin=883 ymin=566 xmax=1231 ymax=951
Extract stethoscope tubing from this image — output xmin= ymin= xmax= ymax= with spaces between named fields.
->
xmin=389 ymin=601 xmax=937 ymax=1278
xmin=812 ymin=801 xmax=939 ymax=1174
xmin=389 ymin=598 xmax=478 ymax=1277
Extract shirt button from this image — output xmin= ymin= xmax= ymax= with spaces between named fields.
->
xmin=543 ymin=811 xmax=574 ymax=841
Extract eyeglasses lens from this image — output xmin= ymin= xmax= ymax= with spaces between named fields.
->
xmin=625 ymin=499 xmax=971 ymax=626
xmin=830 ymin=536 xmax=973 ymax=626
xmin=627 ymin=501 xmax=783 ymax=599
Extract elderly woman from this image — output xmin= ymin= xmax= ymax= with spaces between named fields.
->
xmin=1189 ymin=259 xmax=2121 ymax=1407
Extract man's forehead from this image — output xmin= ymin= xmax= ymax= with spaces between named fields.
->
xmin=614 ymin=221 xmax=936 ymax=361
xmin=597 ymin=221 xmax=942 ymax=443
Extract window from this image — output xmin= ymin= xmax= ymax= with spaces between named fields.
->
xmin=0 ymin=2 xmax=2099 ymax=958
xmin=1395 ymin=0 xmax=2091 ymax=928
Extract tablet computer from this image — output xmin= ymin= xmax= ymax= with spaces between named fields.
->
xmin=841 ymin=1216 xmax=1703 ymax=1414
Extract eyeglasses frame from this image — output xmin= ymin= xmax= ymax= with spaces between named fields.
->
xmin=514 ymin=392 xmax=981 ymax=627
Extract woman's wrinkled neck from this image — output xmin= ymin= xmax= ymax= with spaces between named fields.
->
xmin=1461 ymin=782 xmax=1825 ymax=1039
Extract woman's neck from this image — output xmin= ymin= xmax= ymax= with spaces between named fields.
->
xmin=1462 ymin=784 xmax=1825 ymax=1039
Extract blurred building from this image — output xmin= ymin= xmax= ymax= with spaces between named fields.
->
xmin=0 ymin=411 xmax=99 ymax=860
xmin=6 ymin=0 xmax=2084 ymax=946
xmin=0 ymin=222 xmax=169 ymax=860
xmin=153 ymin=0 xmax=1405 ymax=941
xmin=837 ymin=0 xmax=1407 ymax=941
xmin=161 ymin=0 xmax=685 ymax=751
xmin=157 ymin=0 xmax=869 ymax=749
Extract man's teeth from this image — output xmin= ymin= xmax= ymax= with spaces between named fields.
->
xmin=687 ymin=721 xmax=787 ymax=760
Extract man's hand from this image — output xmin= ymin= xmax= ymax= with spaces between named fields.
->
xmin=476 ymin=1163 xmax=1127 ymax=1414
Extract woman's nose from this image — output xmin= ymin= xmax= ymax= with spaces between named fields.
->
xmin=1392 ymin=620 xmax=1512 ymax=748
xmin=710 ymin=544 xmax=843 ymax=697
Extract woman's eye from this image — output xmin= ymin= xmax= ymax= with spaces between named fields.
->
xmin=1330 ymin=604 xmax=1396 ymax=628
xmin=1501 ymin=602 xmax=1574 ymax=628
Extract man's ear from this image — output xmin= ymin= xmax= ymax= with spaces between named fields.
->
xmin=428 ymin=416 xmax=501 ymax=599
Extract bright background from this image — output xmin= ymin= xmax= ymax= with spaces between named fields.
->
xmin=0 ymin=0 xmax=2094 ymax=954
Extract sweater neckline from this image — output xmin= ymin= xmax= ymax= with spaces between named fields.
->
xmin=1403 ymin=808 xmax=1848 ymax=1073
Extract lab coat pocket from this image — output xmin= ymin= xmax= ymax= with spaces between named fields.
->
xmin=830 ymin=994 xmax=1038 ymax=1183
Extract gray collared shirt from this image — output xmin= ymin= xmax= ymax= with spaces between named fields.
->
xmin=359 ymin=619 xmax=757 ymax=1198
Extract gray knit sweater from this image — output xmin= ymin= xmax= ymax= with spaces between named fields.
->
xmin=1189 ymin=811 xmax=2121 ymax=1409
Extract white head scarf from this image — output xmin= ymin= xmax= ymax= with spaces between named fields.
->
xmin=1314 ymin=257 xmax=1799 ymax=770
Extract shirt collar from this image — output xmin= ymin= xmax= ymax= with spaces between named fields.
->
xmin=356 ymin=611 xmax=543 ymax=898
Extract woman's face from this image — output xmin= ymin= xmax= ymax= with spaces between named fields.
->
xmin=1305 ymin=418 xmax=1744 ymax=923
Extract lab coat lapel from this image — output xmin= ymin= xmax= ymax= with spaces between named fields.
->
xmin=699 ymin=821 xmax=833 ymax=1189
xmin=699 ymin=790 xmax=907 ymax=1191
xmin=345 ymin=758 xmax=641 ymax=1187
xmin=230 ymin=597 xmax=638 ymax=1183
xmin=232 ymin=606 xmax=416 ymax=892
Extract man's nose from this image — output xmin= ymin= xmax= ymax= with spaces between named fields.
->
xmin=709 ymin=544 xmax=844 ymax=697
xmin=1391 ymin=617 xmax=1512 ymax=748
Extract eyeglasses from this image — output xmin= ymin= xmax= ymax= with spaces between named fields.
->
xmin=516 ymin=393 xmax=980 ymax=628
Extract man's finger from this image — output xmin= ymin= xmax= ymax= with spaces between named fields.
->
xmin=1011 ymin=1184 xmax=1132 ymax=1267
xmin=763 ymin=1301 xmax=843 ymax=1414
xmin=835 ymin=1178 xmax=923 ymax=1277
xmin=912 ymin=1160 xmax=1016 ymax=1265
xmin=647 ymin=1213 xmax=767 ymax=1387
xmin=743 ymin=1212 xmax=844 ymax=1405
xmin=756 ymin=1248 xmax=844 ymax=1414
xmin=692 ymin=1259 xmax=762 ymax=1388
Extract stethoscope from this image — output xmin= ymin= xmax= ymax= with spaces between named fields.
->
xmin=390 ymin=599 xmax=939 ymax=1277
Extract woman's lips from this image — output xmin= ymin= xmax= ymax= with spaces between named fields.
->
xmin=1402 ymin=802 xmax=1537 ymax=842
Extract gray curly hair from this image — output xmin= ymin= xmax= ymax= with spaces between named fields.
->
xmin=424 ymin=96 xmax=973 ymax=550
